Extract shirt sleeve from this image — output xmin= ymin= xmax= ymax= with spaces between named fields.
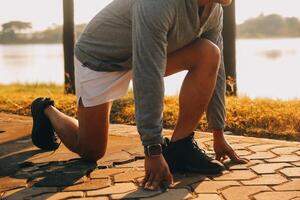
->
xmin=131 ymin=0 xmax=175 ymax=146
xmin=202 ymin=6 xmax=227 ymax=131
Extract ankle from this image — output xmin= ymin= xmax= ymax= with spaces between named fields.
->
xmin=171 ymin=135 xmax=185 ymax=143
xmin=44 ymin=105 xmax=55 ymax=117
xmin=171 ymin=132 xmax=194 ymax=143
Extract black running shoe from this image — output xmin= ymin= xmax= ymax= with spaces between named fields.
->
xmin=31 ymin=97 xmax=60 ymax=150
xmin=163 ymin=132 xmax=225 ymax=174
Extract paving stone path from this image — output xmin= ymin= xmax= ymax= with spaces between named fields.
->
xmin=0 ymin=113 xmax=300 ymax=200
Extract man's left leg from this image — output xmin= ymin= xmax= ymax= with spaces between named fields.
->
xmin=163 ymin=38 xmax=224 ymax=173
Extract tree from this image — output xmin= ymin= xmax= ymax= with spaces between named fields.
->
xmin=0 ymin=21 xmax=32 ymax=44
xmin=2 ymin=21 xmax=32 ymax=34
xmin=63 ymin=0 xmax=75 ymax=94
xmin=237 ymin=14 xmax=300 ymax=38
xmin=223 ymin=0 xmax=237 ymax=96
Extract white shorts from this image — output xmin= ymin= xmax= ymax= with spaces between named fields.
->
xmin=74 ymin=57 xmax=132 ymax=107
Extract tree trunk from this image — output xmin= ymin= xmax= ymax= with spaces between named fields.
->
xmin=222 ymin=0 xmax=237 ymax=96
xmin=63 ymin=0 xmax=75 ymax=94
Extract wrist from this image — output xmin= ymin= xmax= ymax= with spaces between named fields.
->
xmin=145 ymin=153 xmax=163 ymax=159
xmin=213 ymin=129 xmax=225 ymax=141
xmin=144 ymin=143 xmax=163 ymax=157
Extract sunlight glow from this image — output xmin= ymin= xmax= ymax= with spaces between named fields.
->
xmin=0 ymin=0 xmax=299 ymax=30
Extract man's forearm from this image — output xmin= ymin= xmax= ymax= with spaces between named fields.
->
xmin=206 ymin=48 xmax=226 ymax=131
xmin=132 ymin=0 xmax=173 ymax=147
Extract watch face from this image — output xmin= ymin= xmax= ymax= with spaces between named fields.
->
xmin=147 ymin=144 xmax=162 ymax=156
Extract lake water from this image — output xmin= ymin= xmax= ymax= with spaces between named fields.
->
xmin=1 ymin=38 xmax=300 ymax=99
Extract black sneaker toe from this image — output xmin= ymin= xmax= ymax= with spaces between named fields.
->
xmin=162 ymin=133 xmax=225 ymax=175
xmin=186 ymin=159 xmax=225 ymax=174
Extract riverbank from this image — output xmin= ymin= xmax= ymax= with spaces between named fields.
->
xmin=0 ymin=84 xmax=299 ymax=141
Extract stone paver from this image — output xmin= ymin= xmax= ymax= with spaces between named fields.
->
xmin=143 ymin=189 xmax=193 ymax=200
xmin=30 ymin=191 xmax=84 ymax=200
xmin=221 ymin=186 xmax=271 ymax=200
xmin=71 ymin=198 xmax=109 ymax=200
xmin=0 ymin=177 xmax=26 ymax=192
xmin=193 ymin=194 xmax=222 ymax=200
xmin=266 ymin=155 xmax=300 ymax=163
xmin=192 ymin=180 xmax=240 ymax=193
xmin=62 ymin=179 xmax=111 ymax=191
xmin=233 ymin=149 xmax=252 ymax=156
xmin=89 ymin=168 xmax=128 ymax=179
xmin=123 ymin=146 xmax=144 ymax=158
xmin=245 ymin=151 xmax=277 ymax=160
xmin=98 ymin=151 xmax=134 ymax=166
xmin=280 ymin=167 xmax=300 ymax=178
xmin=0 ymin=113 xmax=32 ymax=146
xmin=225 ymin=160 xmax=263 ymax=170
xmin=115 ymin=159 xmax=144 ymax=168
xmin=250 ymin=163 xmax=293 ymax=174
xmin=33 ymin=173 xmax=86 ymax=187
xmin=172 ymin=174 xmax=209 ymax=188
xmin=1 ymin=113 xmax=300 ymax=200
xmin=271 ymin=147 xmax=299 ymax=155
xmin=26 ymin=151 xmax=80 ymax=164
xmin=110 ymin=187 xmax=162 ymax=199
xmin=230 ymin=142 xmax=255 ymax=150
xmin=293 ymin=161 xmax=300 ymax=167
xmin=213 ymin=170 xmax=257 ymax=181
xmin=113 ymin=168 xmax=145 ymax=182
xmin=241 ymin=174 xmax=288 ymax=186
xmin=1 ymin=188 xmax=24 ymax=199
xmin=2 ymin=187 xmax=58 ymax=200
xmin=253 ymin=191 xmax=300 ymax=200
xmin=273 ymin=179 xmax=300 ymax=191
xmin=87 ymin=183 xmax=137 ymax=196
xmin=248 ymin=144 xmax=282 ymax=152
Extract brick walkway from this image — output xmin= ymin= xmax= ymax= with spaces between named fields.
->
xmin=0 ymin=112 xmax=300 ymax=200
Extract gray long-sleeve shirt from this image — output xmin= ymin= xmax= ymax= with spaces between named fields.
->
xmin=75 ymin=0 xmax=226 ymax=146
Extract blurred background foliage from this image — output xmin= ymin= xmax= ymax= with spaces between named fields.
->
xmin=1 ymin=14 xmax=300 ymax=44
xmin=1 ymin=84 xmax=299 ymax=141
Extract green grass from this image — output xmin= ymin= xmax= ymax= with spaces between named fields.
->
xmin=1 ymin=83 xmax=300 ymax=141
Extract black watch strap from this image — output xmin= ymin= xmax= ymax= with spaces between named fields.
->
xmin=144 ymin=144 xmax=162 ymax=157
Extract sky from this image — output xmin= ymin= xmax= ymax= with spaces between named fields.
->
xmin=0 ymin=0 xmax=299 ymax=30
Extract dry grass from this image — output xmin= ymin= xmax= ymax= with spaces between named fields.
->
xmin=1 ymin=84 xmax=300 ymax=141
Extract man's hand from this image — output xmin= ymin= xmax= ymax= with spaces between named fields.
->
xmin=142 ymin=154 xmax=173 ymax=191
xmin=213 ymin=130 xmax=249 ymax=164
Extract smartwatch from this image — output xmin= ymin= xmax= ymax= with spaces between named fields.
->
xmin=144 ymin=144 xmax=162 ymax=157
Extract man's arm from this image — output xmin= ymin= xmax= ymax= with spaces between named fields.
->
xmin=202 ymin=6 xmax=226 ymax=133
xmin=132 ymin=0 xmax=174 ymax=146
xmin=202 ymin=5 xmax=248 ymax=164
xmin=132 ymin=0 xmax=175 ymax=189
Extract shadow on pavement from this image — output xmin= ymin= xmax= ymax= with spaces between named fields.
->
xmin=0 ymin=149 xmax=96 ymax=200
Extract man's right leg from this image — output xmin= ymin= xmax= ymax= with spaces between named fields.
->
xmin=162 ymin=38 xmax=224 ymax=174
xmin=164 ymin=38 xmax=220 ymax=140
xmin=44 ymin=99 xmax=112 ymax=162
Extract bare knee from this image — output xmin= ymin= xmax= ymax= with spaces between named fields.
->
xmin=78 ymin=145 xmax=106 ymax=162
xmin=192 ymin=38 xmax=221 ymax=73
xmin=76 ymin=102 xmax=111 ymax=162
xmin=81 ymin=148 xmax=106 ymax=162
